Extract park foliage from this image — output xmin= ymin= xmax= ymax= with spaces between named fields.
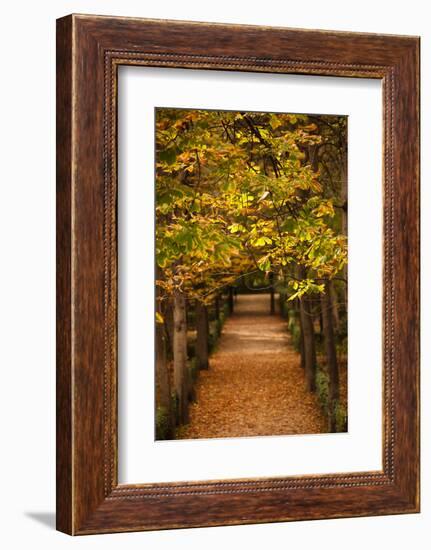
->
xmin=155 ymin=107 xmax=348 ymax=437
xmin=156 ymin=109 xmax=347 ymax=304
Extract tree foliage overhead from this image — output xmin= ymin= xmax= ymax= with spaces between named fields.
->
xmin=155 ymin=108 xmax=347 ymax=305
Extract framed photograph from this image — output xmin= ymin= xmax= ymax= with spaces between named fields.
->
xmin=56 ymin=14 xmax=420 ymax=534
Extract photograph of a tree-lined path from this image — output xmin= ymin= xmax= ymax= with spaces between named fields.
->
xmin=155 ymin=107 xmax=347 ymax=440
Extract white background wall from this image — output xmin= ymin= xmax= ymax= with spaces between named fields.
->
xmin=0 ymin=1 xmax=427 ymax=548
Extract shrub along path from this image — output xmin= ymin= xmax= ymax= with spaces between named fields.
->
xmin=178 ymin=293 xmax=326 ymax=439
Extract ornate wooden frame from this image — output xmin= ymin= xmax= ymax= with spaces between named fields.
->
xmin=56 ymin=14 xmax=420 ymax=534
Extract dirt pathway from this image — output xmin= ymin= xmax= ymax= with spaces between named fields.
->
xmin=178 ymin=294 xmax=326 ymax=439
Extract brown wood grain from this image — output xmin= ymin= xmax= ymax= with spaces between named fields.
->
xmin=56 ymin=15 xmax=73 ymax=535
xmin=56 ymin=14 xmax=420 ymax=535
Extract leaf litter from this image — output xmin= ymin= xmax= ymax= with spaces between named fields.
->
xmin=178 ymin=294 xmax=326 ymax=440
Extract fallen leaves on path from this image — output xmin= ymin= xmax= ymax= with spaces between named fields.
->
xmin=178 ymin=295 xmax=326 ymax=440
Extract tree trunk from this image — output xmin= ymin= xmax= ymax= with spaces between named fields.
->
xmin=155 ymin=268 xmax=173 ymax=438
xmin=155 ymin=320 xmax=172 ymax=436
xmin=340 ymin=141 xmax=348 ymax=309
xmin=321 ymin=280 xmax=340 ymax=432
xmin=269 ymin=272 xmax=275 ymax=314
xmin=319 ymin=310 xmax=324 ymax=337
xmin=215 ymin=294 xmax=221 ymax=322
xmin=228 ymin=286 xmax=234 ymax=314
xmin=155 ymin=307 xmax=170 ymax=411
xmin=297 ymin=300 xmax=306 ymax=370
xmin=173 ymin=289 xmax=189 ymax=424
xmin=329 ymin=282 xmax=340 ymax=332
xmin=195 ymin=300 xmax=209 ymax=370
xmin=163 ymin=297 xmax=174 ymax=359
xmin=299 ymin=294 xmax=317 ymax=392
xmin=279 ymin=291 xmax=287 ymax=319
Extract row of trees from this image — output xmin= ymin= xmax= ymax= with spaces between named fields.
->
xmin=156 ymin=286 xmax=234 ymax=439
xmin=155 ymin=107 xmax=347 ymax=437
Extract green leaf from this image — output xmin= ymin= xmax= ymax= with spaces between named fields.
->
xmin=159 ymin=147 xmax=177 ymax=165
xmin=257 ymin=255 xmax=271 ymax=272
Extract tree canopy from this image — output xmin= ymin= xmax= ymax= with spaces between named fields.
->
xmin=155 ymin=108 xmax=347 ymax=307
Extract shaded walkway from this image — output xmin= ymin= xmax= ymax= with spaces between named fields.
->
xmin=179 ymin=294 xmax=325 ymax=439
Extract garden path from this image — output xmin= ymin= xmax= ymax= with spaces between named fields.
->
xmin=179 ymin=293 xmax=326 ymax=439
